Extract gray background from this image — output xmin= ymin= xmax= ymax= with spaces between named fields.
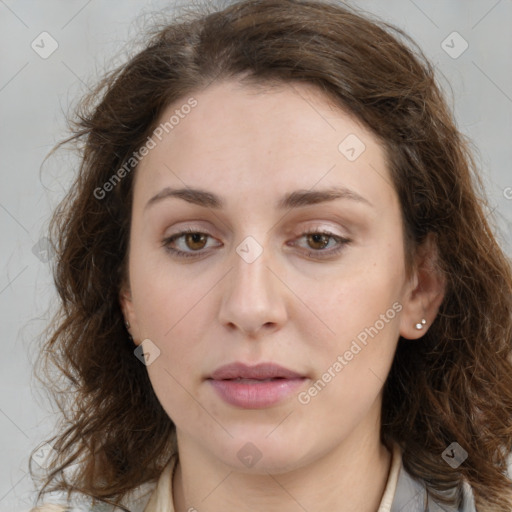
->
xmin=1 ymin=1 xmax=511 ymax=510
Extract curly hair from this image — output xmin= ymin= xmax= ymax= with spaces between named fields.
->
xmin=30 ymin=0 xmax=512 ymax=510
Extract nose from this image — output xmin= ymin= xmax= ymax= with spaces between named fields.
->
xmin=218 ymin=239 xmax=288 ymax=337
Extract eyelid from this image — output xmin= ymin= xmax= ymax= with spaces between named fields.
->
xmin=293 ymin=221 xmax=348 ymax=238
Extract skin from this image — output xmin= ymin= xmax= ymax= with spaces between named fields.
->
xmin=120 ymin=78 xmax=445 ymax=512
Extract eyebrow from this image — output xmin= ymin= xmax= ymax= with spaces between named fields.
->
xmin=144 ymin=185 xmax=373 ymax=212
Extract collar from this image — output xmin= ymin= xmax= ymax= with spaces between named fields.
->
xmin=137 ymin=443 xmax=476 ymax=512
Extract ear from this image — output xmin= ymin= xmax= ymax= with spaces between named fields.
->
xmin=119 ymin=282 xmax=141 ymax=346
xmin=399 ymin=232 xmax=446 ymax=340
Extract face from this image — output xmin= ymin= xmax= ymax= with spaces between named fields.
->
xmin=120 ymin=79 xmax=440 ymax=473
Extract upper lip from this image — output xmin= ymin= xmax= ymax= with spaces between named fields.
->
xmin=209 ymin=362 xmax=304 ymax=380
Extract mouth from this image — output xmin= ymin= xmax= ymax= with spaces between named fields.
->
xmin=220 ymin=377 xmax=292 ymax=383
xmin=207 ymin=362 xmax=307 ymax=409
xmin=208 ymin=362 xmax=305 ymax=381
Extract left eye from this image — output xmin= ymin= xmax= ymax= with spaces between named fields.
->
xmin=295 ymin=232 xmax=341 ymax=251
xmin=288 ymin=230 xmax=352 ymax=259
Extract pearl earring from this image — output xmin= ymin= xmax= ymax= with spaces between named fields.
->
xmin=415 ymin=318 xmax=427 ymax=330
xmin=125 ymin=320 xmax=130 ymax=329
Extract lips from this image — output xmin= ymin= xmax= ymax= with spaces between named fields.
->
xmin=208 ymin=362 xmax=304 ymax=381
xmin=207 ymin=362 xmax=307 ymax=409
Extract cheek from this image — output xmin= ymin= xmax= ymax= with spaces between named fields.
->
xmin=296 ymin=280 xmax=401 ymax=428
xmin=295 ymin=253 xmax=403 ymax=342
xmin=145 ymin=361 xmax=207 ymax=431
xmin=129 ymin=248 xmax=212 ymax=338
xmin=129 ymin=255 xmax=214 ymax=377
xmin=291 ymin=247 xmax=403 ymax=387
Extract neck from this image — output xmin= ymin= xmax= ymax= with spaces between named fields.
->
xmin=172 ymin=426 xmax=392 ymax=512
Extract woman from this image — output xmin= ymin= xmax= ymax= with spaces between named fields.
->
xmin=29 ymin=0 xmax=512 ymax=511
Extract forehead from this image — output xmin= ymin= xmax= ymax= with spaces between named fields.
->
xmin=133 ymin=79 xmax=396 ymax=213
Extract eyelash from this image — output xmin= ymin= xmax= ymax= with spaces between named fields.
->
xmin=161 ymin=227 xmax=352 ymax=260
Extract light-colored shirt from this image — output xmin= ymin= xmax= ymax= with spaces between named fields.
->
xmin=140 ymin=442 xmax=477 ymax=512
xmin=142 ymin=443 xmax=402 ymax=512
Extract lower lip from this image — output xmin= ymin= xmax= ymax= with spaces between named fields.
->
xmin=208 ymin=378 xmax=306 ymax=409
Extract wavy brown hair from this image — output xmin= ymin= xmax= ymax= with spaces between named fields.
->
xmin=30 ymin=0 xmax=512 ymax=510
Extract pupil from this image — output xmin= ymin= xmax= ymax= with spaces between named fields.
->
xmin=310 ymin=233 xmax=328 ymax=249
xmin=187 ymin=233 xmax=205 ymax=250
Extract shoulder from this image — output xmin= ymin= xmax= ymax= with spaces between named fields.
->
xmin=29 ymin=506 xmax=70 ymax=512
xmin=29 ymin=505 xmax=100 ymax=512
xmin=28 ymin=504 xmax=121 ymax=512
xmin=28 ymin=475 xmax=158 ymax=512
xmin=389 ymin=444 xmax=477 ymax=512
xmin=28 ymin=499 xmax=126 ymax=511
xmin=29 ymin=506 xmax=72 ymax=512
xmin=30 ymin=505 xmax=66 ymax=512
xmin=392 ymin=467 xmax=477 ymax=512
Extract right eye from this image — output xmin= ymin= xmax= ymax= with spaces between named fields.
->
xmin=162 ymin=229 xmax=221 ymax=258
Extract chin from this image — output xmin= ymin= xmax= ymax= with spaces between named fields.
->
xmin=209 ymin=434 xmax=316 ymax=475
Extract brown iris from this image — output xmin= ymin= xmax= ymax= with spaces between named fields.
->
xmin=306 ymin=233 xmax=330 ymax=250
xmin=184 ymin=232 xmax=208 ymax=251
